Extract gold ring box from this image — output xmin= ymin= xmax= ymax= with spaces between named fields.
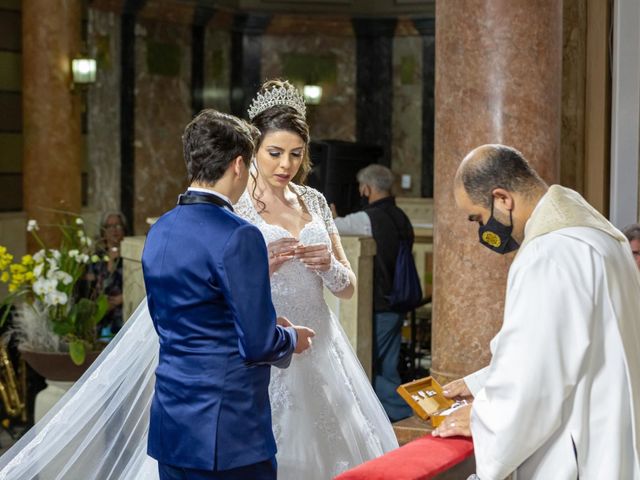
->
xmin=396 ymin=376 xmax=455 ymax=428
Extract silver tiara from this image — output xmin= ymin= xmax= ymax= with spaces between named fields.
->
xmin=247 ymin=85 xmax=306 ymax=120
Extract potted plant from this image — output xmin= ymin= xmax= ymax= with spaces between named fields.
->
xmin=0 ymin=216 xmax=109 ymax=381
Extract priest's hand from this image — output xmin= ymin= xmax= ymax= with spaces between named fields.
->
xmin=442 ymin=378 xmax=473 ymax=401
xmin=293 ymin=326 xmax=315 ymax=354
xmin=431 ymin=404 xmax=472 ymax=438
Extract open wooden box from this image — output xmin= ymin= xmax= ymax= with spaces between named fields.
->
xmin=396 ymin=376 xmax=455 ymax=428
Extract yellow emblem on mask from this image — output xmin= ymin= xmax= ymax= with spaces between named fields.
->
xmin=482 ymin=231 xmax=502 ymax=248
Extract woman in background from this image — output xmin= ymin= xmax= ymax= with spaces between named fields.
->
xmin=87 ymin=212 xmax=127 ymax=340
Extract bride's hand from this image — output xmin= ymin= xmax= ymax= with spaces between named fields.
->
xmin=267 ymin=238 xmax=299 ymax=275
xmin=295 ymin=244 xmax=332 ymax=272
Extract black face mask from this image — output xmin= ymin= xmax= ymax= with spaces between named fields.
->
xmin=478 ymin=200 xmax=519 ymax=254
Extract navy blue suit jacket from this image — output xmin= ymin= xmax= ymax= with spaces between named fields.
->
xmin=142 ymin=191 xmax=296 ymax=471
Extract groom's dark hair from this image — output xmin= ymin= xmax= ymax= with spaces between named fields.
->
xmin=182 ymin=109 xmax=259 ymax=185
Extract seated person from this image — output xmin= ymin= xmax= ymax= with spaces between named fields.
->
xmin=87 ymin=212 xmax=127 ymax=340
xmin=333 ymin=164 xmax=414 ymax=422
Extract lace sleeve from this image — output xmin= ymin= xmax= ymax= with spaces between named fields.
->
xmin=233 ymin=191 xmax=259 ymax=225
xmin=303 ymin=187 xmax=338 ymax=235
xmin=318 ymin=256 xmax=351 ymax=293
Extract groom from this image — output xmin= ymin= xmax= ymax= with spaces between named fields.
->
xmin=142 ymin=109 xmax=315 ymax=480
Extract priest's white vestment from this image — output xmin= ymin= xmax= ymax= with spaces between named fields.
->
xmin=464 ymin=185 xmax=640 ymax=480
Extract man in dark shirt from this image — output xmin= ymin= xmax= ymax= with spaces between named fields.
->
xmin=334 ymin=164 xmax=414 ymax=421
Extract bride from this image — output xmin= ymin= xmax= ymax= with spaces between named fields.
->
xmin=237 ymin=79 xmax=398 ymax=478
xmin=0 ymin=81 xmax=398 ymax=479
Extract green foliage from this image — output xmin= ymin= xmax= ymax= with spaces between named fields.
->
xmin=69 ymin=339 xmax=86 ymax=366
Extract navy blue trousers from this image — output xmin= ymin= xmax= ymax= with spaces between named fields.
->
xmin=158 ymin=458 xmax=277 ymax=480
xmin=373 ymin=311 xmax=413 ymax=422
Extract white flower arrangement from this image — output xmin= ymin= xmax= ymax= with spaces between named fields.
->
xmin=1 ymin=215 xmax=109 ymax=365
xmin=33 ymin=278 xmax=58 ymax=297
xmin=44 ymin=290 xmax=68 ymax=306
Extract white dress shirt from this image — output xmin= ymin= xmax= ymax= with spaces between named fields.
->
xmin=333 ymin=211 xmax=372 ymax=236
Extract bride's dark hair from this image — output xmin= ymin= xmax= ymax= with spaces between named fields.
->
xmin=250 ymin=79 xmax=312 ymax=186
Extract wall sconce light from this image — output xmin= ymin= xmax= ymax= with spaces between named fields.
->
xmin=303 ymin=85 xmax=322 ymax=105
xmin=71 ymin=57 xmax=97 ymax=86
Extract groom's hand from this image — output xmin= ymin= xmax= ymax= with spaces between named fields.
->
xmin=293 ymin=326 xmax=315 ymax=354
xmin=277 ymin=316 xmax=293 ymax=328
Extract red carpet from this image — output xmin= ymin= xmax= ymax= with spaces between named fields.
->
xmin=334 ymin=435 xmax=474 ymax=480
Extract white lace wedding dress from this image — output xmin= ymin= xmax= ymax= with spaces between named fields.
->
xmin=235 ymin=186 xmax=398 ymax=478
xmin=0 ymin=186 xmax=397 ymax=480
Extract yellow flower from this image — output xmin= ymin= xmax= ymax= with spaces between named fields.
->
xmin=10 ymin=264 xmax=26 ymax=275
xmin=24 ymin=271 xmax=34 ymax=283
xmin=21 ymin=255 xmax=34 ymax=266
xmin=8 ymin=284 xmax=17 ymax=293
xmin=0 ymin=272 xmax=8 ymax=283
xmin=0 ymin=253 xmax=13 ymax=271
xmin=0 ymin=246 xmax=6 ymax=256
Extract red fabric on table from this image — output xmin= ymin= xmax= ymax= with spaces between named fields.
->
xmin=334 ymin=435 xmax=474 ymax=480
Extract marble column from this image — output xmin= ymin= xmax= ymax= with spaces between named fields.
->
xmin=191 ymin=6 xmax=216 ymax=116
xmin=22 ymin=0 xmax=83 ymax=249
xmin=431 ymin=0 xmax=562 ymax=382
xmin=87 ymin=8 xmax=122 ymax=216
xmin=120 ymin=0 xmax=146 ymax=235
xmin=352 ymin=18 xmax=396 ymax=166
xmin=230 ymin=14 xmax=271 ymax=118
xmin=413 ymin=18 xmax=435 ymax=198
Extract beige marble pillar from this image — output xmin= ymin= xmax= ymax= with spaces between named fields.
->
xmin=324 ymin=236 xmax=376 ymax=379
xmin=431 ymin=0 xmax=562 ymax=382
xmin=22 ymin=0 xmax=83 ymax=249
xmin=121 ymin=235 xmax=148 ymax=321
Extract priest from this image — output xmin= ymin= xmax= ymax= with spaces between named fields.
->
xmin=432 ymin=144 xmax=640 ymax=479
